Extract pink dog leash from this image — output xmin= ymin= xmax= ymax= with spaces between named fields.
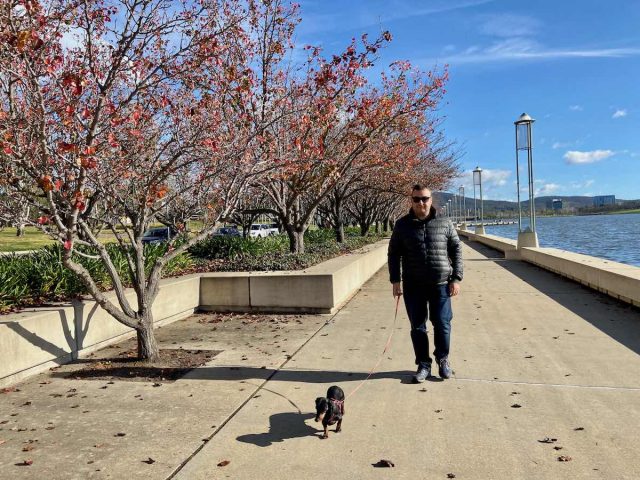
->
xmin=346 ymin=295 xmax=401 ymax=400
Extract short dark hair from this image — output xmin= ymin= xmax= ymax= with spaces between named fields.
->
xmin=412 ymin=184 xmax=430 ymax=192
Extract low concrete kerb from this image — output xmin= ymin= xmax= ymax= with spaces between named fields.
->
xmin=0 ymin=240 xmax=389 ymax=388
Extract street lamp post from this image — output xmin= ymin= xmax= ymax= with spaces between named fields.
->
xmin=472 ymin=175 xmax=478 ymax=226
xmin=514 ymin=113 xmax=539 ymax=248
xmin=473 ymin=166 xmax=485 ymax=234
xmin=459 ymin=185 xmax=466 ymax=230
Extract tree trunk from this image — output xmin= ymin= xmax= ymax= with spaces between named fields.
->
xmin=16 ymin=224 xmax=25 ymax=237
xmin=286 ymin=228 xmax=305 ymax=254
xmin=360 ymin=222 xmax=368 ymax=236
xmin=334 ymin=220 xmax=344 ymax=243
xmin=136 ymin=320 xmax=160 ymax=362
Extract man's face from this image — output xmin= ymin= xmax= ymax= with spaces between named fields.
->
xmin=411 ymin=188 xmax=432 ymax=218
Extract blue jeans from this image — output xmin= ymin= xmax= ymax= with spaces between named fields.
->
xmin=403 ymin=282 xmax=453 ymax=369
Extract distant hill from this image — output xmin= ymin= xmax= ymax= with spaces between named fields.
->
xmin=432 ymin=192 xmax=639 ymax=217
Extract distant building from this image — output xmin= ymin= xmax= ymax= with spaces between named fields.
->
xmin=552 ymin=199 xmax=563 ymax=211
xmin=593 ymin=195 xmax=615 ymax=207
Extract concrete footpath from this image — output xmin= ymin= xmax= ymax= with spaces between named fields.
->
xmin=2 ymin=240 xmax=640 ymax=479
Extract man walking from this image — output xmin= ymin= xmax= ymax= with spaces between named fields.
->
xmin=388 ymin=184 xmax=463 ymax=382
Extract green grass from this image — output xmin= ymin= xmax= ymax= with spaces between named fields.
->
xmin=0 ymin=227 xmax=55 ymax=252
xmin=0 ymin=224 xmax=187 ymax=252
xmin=611 ymin=209 xmax=640 ymax=215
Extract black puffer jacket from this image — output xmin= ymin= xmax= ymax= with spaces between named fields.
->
xmin=388 ymin=207 xmax=463 ymax=284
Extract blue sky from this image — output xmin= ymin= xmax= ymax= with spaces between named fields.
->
xmin=295 ymin=0 xmax=640 ymax=200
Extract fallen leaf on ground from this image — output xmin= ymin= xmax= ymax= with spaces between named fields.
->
xmin=554 ymin=446 xmax=564 ymax=450
xmin=22 ymin=445 xmax=34 ymax=452
xmin=114 ymin=432 xmax=126 ymax=437
xmin=142 ymin=457 xmax=155 ymax=464
xmin=447 ymin=474 xmax=456 ymax=479
xmin=574 ymin=427 xmax=584 ymax=431
xmin=373 ymin=459 xmax=395 ymax=467
xmin=511 ymin=404 xmax=522 ymax=408
xmin=538 ymin=437 xmax=558 ymax=444
xmin=217 ymin=460 xmax=230 ymax=467
xmin=18 ymin=459 xmax=33 ymax=466
xmin=0 ymin=440 xmax=6 ymax=446
xmin=558 ymin=455 xmax=572 ymax=462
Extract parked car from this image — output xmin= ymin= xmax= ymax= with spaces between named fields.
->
xmin=249 ymin=223 xmax=269 ymax=238
xmin=141 ymin=226 xmax=175 ymax=244
xmin=212 ymin=226 xmax=241 ymax=237
xmin=265 ymin=223 xmax=280 ymax=236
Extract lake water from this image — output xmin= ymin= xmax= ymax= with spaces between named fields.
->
xmin=481 ymin=213 xmax=640 ymax=267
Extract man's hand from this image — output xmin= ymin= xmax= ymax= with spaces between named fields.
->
xmin=392 ymin=282 xmax=403 ymax=298
xmin=448 ymin=282 xmax=460 ymax=297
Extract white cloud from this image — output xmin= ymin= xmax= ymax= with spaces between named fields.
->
xmin=552 ymin=141 xmax=572 ymax=149
xmin=456 ymin=168 xmax=511 ymax=191
xmin=536 ymin=183 xmax=561 ymax=195
xmin=569 ymin=105 xmax=583 ymax=111
xmin=299 ymin=0 xmax=495 ymax=36
xmin=612 ymin=109 xmax=627 ymax=118
xmin=564 ymin=150 xmax=615 ymax=165
xmin=570 ymin=179 xmax=595 ymax=189
xmin=425 ymin=40 xmax=640 ymax=65
xmin=479 ymin=14 xmax=541 ymax=38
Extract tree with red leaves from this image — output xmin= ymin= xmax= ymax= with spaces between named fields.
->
xmin=0 ymin=0 xmax=297 ymax=360
xmin=255 ymin=34 xmax=452 ymax=253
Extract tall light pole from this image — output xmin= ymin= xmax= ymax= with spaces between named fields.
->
xmin=514 ymin=113 xmax=539 ymax=248
xmin=473 ymin=166 xmax=485 ymax=234
xmin=459 ymin=185 xmax=466 ymax=229
xmin=472 ymin=174 xmax=478 ymax=226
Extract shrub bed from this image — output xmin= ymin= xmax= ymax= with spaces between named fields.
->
xmin=0 ymin=229 xmax=384 ymax=313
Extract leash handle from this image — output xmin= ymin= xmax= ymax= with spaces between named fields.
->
xmin=346 ymin=295 xmax=401 ymax=400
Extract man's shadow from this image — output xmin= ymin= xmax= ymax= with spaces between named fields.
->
xmin=237 ymin=412 xmax=320 ymax=446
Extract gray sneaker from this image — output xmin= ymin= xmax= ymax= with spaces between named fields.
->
xmin=438 ymin=357 xmax=452 ymax=379
xmin=414 ymin=366 xmax=431 ymax=383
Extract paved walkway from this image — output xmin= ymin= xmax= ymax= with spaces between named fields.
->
xmin=1 ymin=240 xmax=639 ymax=479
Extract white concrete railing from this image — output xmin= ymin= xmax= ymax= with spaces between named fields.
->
xmin=457 ymin=228 xmax=640 ymax=308
xmin=0 ymin=240 xmax=389 ymax=388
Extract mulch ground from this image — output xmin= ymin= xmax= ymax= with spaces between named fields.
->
xmin=65 ymin=348 xmax=222 ymax=383
xmin=56 ymin=311 xmax=303 ymax=383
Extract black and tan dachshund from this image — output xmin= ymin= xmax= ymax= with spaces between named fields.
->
xmin=314 ymin=385 xmax=345 ymax=439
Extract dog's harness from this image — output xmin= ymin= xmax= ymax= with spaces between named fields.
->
xmin=325 ymin=398 xmax=344 ymax=425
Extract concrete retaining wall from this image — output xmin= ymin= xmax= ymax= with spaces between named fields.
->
xmin=0 ymin=275 xmax=200 ymax=388
xmin=198 ymin=241 xmax=388 ymax=313
xmin=520 ymin=247 xmax=640 ymax=308
xmin=458 ymin=228 xmax=640 ymax=308
xmin=1 ymin=241 xmax=389 ymax=387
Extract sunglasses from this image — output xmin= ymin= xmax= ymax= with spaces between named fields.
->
xmin=411 ymin=196 xmax=431 ymax=203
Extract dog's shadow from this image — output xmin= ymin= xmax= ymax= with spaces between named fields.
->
xmin=237 ymin=412 xmax=319 ymax=447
